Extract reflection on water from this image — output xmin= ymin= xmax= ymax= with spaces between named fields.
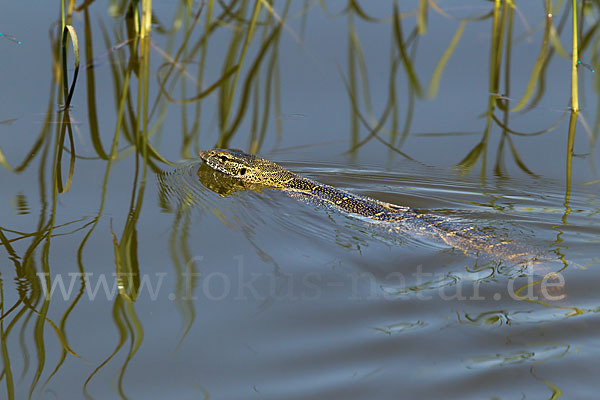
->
xmin=465 ymin=344 xmax=569 ymax=369
xmin=372 ymin=320 xmax=427 ymax=335
xmin=1 ymin=157 xmax=598 ymax=399
xmin=1 ymin=0 xmax=600 ymax=399
xmin=155 ymin=159 xmax=597 ymax=399
xmin=195 ymin=162 xmax=270 ymax=197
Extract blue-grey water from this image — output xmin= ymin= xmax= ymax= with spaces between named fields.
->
xmin=1 ymin=1 xmax=599 ymax=399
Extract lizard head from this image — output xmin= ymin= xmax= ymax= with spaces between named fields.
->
xmin=199 ymin=148 xmax=294 ymax=187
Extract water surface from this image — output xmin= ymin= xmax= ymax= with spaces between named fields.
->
xmin=1 ymin=1 xmax=599 ymax=399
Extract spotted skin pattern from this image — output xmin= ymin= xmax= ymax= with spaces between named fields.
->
xmin=199 ymin=149 xmax=534 ymax=262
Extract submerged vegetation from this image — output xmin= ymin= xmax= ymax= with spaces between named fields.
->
xmin=0 ymin=0 xmax=599 ymax=398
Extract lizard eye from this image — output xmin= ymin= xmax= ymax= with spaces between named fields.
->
xmin=219 ymin=155 xmax=229 ymax=162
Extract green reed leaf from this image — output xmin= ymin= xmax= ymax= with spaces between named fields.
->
xmin=510 ymin=13 xmax=551 ymax=112
xmin=580 ymin=22 xmax=598 ymax=51
xmin=348 ymin=12 xmax=359 ymax=147
xmin=56 ymin=24 xmax=80 ymax=194
xmin=491 ymin=111 xmax=567 ymax=136
xmin=348 ymin=0 xmax=390 ymax=23
xmin=397 ymin=30 xmax=419 ymax=148
xmin=428 ymin=19 xmax=466 ymax=99
xmin=222 ymin=0 xmax=262 ymax=133
xmin=0 ymin=148 xmax=11 ymax=171
xmin=427 ymin=0 xmax=452 ymax=19
xmin=220 ymin=23 xmax=282 ymax=147
xmin=393 ymin=3 xmax=423 ymax=97
xmin=254 ymin=1 xmax=289 ymax=153
xmin=570 ymin=0 xmax=579 ymax=113
xmin=507 ymin=135 xmax=536 ymax=176
xmin=349 ymin=24 xmax=373 ymax=118
xmin=83 ymin=297 xmax=128 ymax=399
xmin=549 ymin=19 xmax=568 ymax=58
xmin=111 ymin=221 xmax=140 ymax=303
xmin=146 ymin=141 xmax=174 ymax=166
xmin=62 ymin=25 xmax=80 ymax=111
xmin=428 ymin=0 xmax=493 ymax=21
xmin=494 ymin=134 xmax=507 ymax=176
xmin=418 ymin=0 xmax=428 ymax=34
xmin=457 ymin=141 xmax=485 ymax=173
xmin=414 ymin=131 xmax=480 ymax=137
xmin=83 ymin=7 xmax=109 ymax=160
xmin=343 ymin=58 xmax=404 ymax=154
xmin=158 ymin=64 xmax=239 ymax=104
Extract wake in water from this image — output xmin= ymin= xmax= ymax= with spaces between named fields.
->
xmin=157 ymin=162 xmax=565 ymax=279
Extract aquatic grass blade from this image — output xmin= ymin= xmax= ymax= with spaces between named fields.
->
xmin=0 ymin=149 xmax=11 ymax=171
xmin=427 ymin=19 xmax=466 ymax=99
xmin=220 ymin=23 xmax=283 ymax=147
xmin=457 ymin=141 xmax=485 ymax=173
xmin=56 ymin=24 xmax=80 ymax=194
xmin=427 ymin=0 xmax=452 ymax=19
xmin=571 ymin=0 xmax=579 ymax=112
xmin=83 ymin=7 xmax=109 ymax=160
xmin=348 ymin=11 xmax=359 ymax=147
xmin=0 ymin=279 xmax=15 ymax=400
xmin=418 ymin=0 xmax=428 ymax=34
xmin=347 ymin=0 xmax=391 ymax=23
xmin=220 ymin=0 xmax=262 ymax=141
xmin=549 ymin=20 xmax=569 ymax=59
xmin=158 ymin=64 xmax=239 ymax=104
xmin=61 ymin=25 xmax=80 ymax=113
xmin=393 ymin=3 xmax=423 ymax=98
xmin=510 ymin=12 xmax=551 ymax=112
xmin=349 ymin=19 xmax=374 ymax=119
xmin=491 ymin=111 xmax=567 ymax=136
xmin=506 ymin=135 xmax=536 ymax=176
xmin=254 ymin=2 xmax=290 ymax=153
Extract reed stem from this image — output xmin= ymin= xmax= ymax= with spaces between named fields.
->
xmin=571 ymin=0 xmax=579 ymax=112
